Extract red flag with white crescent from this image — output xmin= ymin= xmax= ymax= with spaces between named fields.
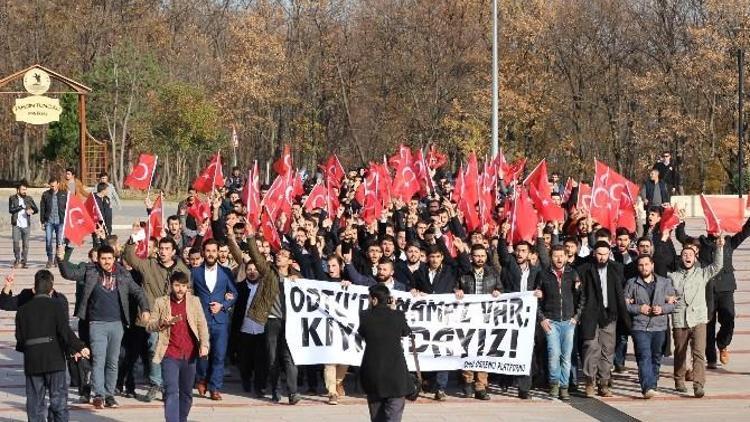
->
xmin=83 ymin=194 xmax=104 ymax=226
xmin=192 ymin=153 xmax=224 ymax=193
xmin=124 ymin=154 xmax=157 ymax=190
xmin=260 ymin=207 xmax=281 ymax=252
xmin=272 ymin=145 xmax=292 ymax=177
xmin=149 ymin=195 xmax=165 ymax=239
xmin=701 ymin=195 xmax=746 ymax=234
xmin=320 ymin=154 xmax=346 ymax=189
xmin=63 ymin=192 xmax=97 ymax=246
xmin=303 ymin=182 xmax=328 ymax=212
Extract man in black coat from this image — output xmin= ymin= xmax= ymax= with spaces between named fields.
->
xmin=94 ymin=182 xmax=113 ymax=236
xmin=1 ymin=270 xmax=68 ymax=311
xmin=358 ymin=284 xmax=412 ymax=422
xmin=8 ymin=180 xmax=38 ymax=268
xmin=579 ymin=241 xmax=630 ymax=397
xmin=15 ymin=270 xmax=90 ymax=422
xmin=39 ymin=176 xmax=67 ymax=268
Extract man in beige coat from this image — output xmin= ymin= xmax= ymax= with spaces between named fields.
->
xmin=147 ymin=271 xmax=209 ymax=422
xmin=668 ymin=236 xmax=724 ymax=398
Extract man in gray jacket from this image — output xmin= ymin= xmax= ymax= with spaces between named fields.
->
xmin=668 ymin=236 xmax=724 ymax=398
xmin=624 ymin=255 xmax=676 ymax=399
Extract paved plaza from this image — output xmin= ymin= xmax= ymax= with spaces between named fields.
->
xmin=0 ymin=210 xmax=749 ymax=421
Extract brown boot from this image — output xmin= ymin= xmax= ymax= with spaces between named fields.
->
xmin=195 ymin=379 xmax=208 ymax=397
xmin=585 ymin=381 xmax=595 ymax=398
xmin=336 ymin=382 xmax=345 ymax=397
xmin=598 ymin=384 xmax=613 ymax=397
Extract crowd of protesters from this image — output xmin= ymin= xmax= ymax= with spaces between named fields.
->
xmin=4 ymin=146 xmax=748 ymax=422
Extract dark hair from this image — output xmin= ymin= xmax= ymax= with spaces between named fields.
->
xmin=470 ymin=243 xmax=487 ymax=253
xmin=380 ymin=235 xmax=396 ymax=245
xmin=595 ymin=228 xmax=611 ymax=240
xmin=34 ymin=270 xmax=54 ymax=295
xmin=189 ymin=246 xmax=202 ymax=255
xmin=17 ymin=180 xmax=28 ymax=189
xmin=158 ymin=237 xmax=178 ymax=251
xmin=167 ymin=215 xmax=180 ymax=224
xmin=170 ymin=271 xmax=189 ymax=285
xmin=97 ymin=244 xmax=116 ymax=257
xmin=48 ymin=176 xmax=59 ymax=184
xmin=615 ymin=227 xmax=631 ymax=238
xmin=515 ymin=241 xmax=532 ymax=250
xmin=369 ymin=284 xmax=391 ymax=306
xmin=426 ymin=245 xmax=444 ymax=256
xmin=636 ymin=236 xmax=652 ymax=246
xmin=647 ymin=206 xmax=663 ymax=216
xmin=636 ymin=254 xmax=654 ymax=264
xmin=96 ymin=182 xmax=108 ymax=193
xmin=366 ymin=241 xmax=383 ymax=251
xmin=65 ymin=167 xmax=76 ymax=176
xmin=550 ymin=244 xmax=566 ymax=254
xmin=98 ymin=171 xmax=108 ymax=179
xmin=202 ymin=239 xmax=220 ymax=250
xmin=405 ymin=241 xmax=423 ymax=251
xmin=593 ymin=240 xmax=611 ymax=250
xmin=377 ymin=257 xmax=394 ymax=268
xmin=326 ymin=254 xmax=343 ymax=267
xmin=562 ymin=237 xmax=579 ymax=246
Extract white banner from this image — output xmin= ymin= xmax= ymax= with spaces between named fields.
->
xmin=284 ymin=279 xmax=538 ymax=375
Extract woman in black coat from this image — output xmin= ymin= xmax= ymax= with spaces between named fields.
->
xmin=358 ymin=285 xmax=413 ymax=422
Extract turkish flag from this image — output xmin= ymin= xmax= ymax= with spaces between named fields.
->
xmin=320 ymin=154 xmax=346 ymax=189
xmin=660 ymin=206 xmax=680 ymax=233
xmin=413 ymin=149 xmax=434 ymax=196
xmin=373 ymin=162 xmax=392 ymax=207
xmin=124 ymin=154 xmax=157 ymax=190
xmin=452 ymin=164 xmax=465 ymax=202
xmin=577 ymin=182 xmax=592 ymax=211
xmin=187 ymin=195 xmax=210 ymax=223
xmin=460 ymin=198 xmax=481 ymax=233
xmin=443 ymin=231 xmax=458 ymax=258
xmin=426 ymin=144 xmax=447 ymax=169
xmin=273 ymin=144 xmax=292 ymax=176
xmin=701 ymin=195 xmax=747 ymax=234
xmin=563 ymin=177 xmax=574 ymax=202
xmin=135 ymin=223 xmax=149 ymax=259
xmin=388 ymin=144 xmax=412 ymax=170
xmin=590 ymin=160 xmax=640 ymax=232
xmin=494 ymin=149 xmax=526 ymax=183
xmin=63 ymin=192 xmax=97 ymax=246
xmin=260 ymin=207 xmax=281 ymax=252
xmin=83 ymin=194 xmax=104 ymax=224
xmin=391 ymin=162 xmax=419 ymax=202
xmin=149 ymin=195 xmax=165 ymax=239
xmin=464 ymin=153 xmax=480 ymax=206
xmin=478 ymin=162 xmax=497 ymax=231
xmin=303 ymin=182 xmax=327 ymax=212
xmin=509 ymin=188 xmax=538 ymax=244
xmin=242 ymin=161 xmax=261 ymax=228
xmin=523 ymin=159 xmax=551 ymax=198
xmin=326 ymin=176 xmax=340 ymax=217
xmin=192 ymin=153 xmax=224 ymax=193
xmin=530 ymin=183 xmax=565 ymax=222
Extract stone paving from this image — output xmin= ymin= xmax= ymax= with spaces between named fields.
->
xmin=0 ymin=215 xmax=749 ymax=421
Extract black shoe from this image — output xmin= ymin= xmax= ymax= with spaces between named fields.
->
xmin=79 ymin=394 xmax=91 ymax=404
xmin=114 ymin=387 xmax=123 ymax=397
xmin=568 ymin=383 xmax=579 ymax=393
xmin=143 ymin=385 xmax=160 ymax=402
xmin=289 ymin=393 xmax=301 ymax=405
xmin=462 ymin=384 xmax=474 ymax=398
xmin=92 ymin=395 xmax=104 ymax=409
xmin=125 ymin=390 xmax=136 ymax=399
xmin=271 ymin=391 xmax=281 ymax=402
xmin=434 ymin=390 xmax=447 ymax=401
xmin=104 ymin=396 xmax=119 ymax=408
xmin=474 ymin=390 xmax=490 ymax=400
xmin=518 ymin=390 xmax=530 ymax=400
xmin=614 ymin=365 xmax=626 ymax=374
xmin=255 ymin=389 xmax=266 ymax=399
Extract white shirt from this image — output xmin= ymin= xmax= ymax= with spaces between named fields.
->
xmin=205 ymin=265 xmax=218 ymax=293
xmin=520 ymin=266 xmax=530 ymax=292
xmin=16 ymin=196 xmax=28 ymax=228
xmin=240 ymin=281 xmax=265 ymax=334
xmin=598 ymin=265 xmax=608 ymax=308
xmin=428 ymin=268 xmax=438 ymax=284
xmin=384 ymin=279 xmax=395 ymax=291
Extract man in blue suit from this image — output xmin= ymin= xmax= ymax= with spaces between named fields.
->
xmin=191 ymin=239 xmax=237 ymax=400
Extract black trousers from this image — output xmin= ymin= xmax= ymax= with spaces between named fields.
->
xmin=266 ymin=318 xmax=298 ymax=395
xmin=26 ymin=370 xmax=67 ymax=422
xmin=367 ymin=396 xmax=405 ymax=422
xmin=706 ymin=291 xmax=736 ymax=364
xmin=69 ymin=319 xmax=92 ymax=397
xmin=237 ymin=332 xmax=268 ymax=393
xmin=117 ymin=325 xmax=150 ymax=393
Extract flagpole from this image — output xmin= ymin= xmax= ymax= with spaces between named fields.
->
xmin=491 ymin=0 xmax=499 ymax=158
xmin=146 ymin=155 xmax=158 ymax=200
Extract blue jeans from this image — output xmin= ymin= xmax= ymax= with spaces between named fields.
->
xmin=632 ymin=330 xmax=666 ymax=393
xmin=148 ymin=331 xmax=163 ymax=386
xmin=435 ymin=371 xmax=449 ymax=391
xmin=162 ymin=357 xmax=196 ymax=422
xmin=196 ymin=323 xmax=229 ymax=392
xmin=90 ymin=321 xmax=124 ymax=397
xmin=44 ymin=222 xmax=63 ymax=261
xmin=545 ymin=320 xmax=575 ymax=387
xmin=614 ymin=334 xmax=628 ymax=368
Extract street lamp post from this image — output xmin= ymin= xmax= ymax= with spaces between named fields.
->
xmin=491 ymin=0 xmax=499 ymax=158
xmin=739 ymin=47 xmax=745 ymax=197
